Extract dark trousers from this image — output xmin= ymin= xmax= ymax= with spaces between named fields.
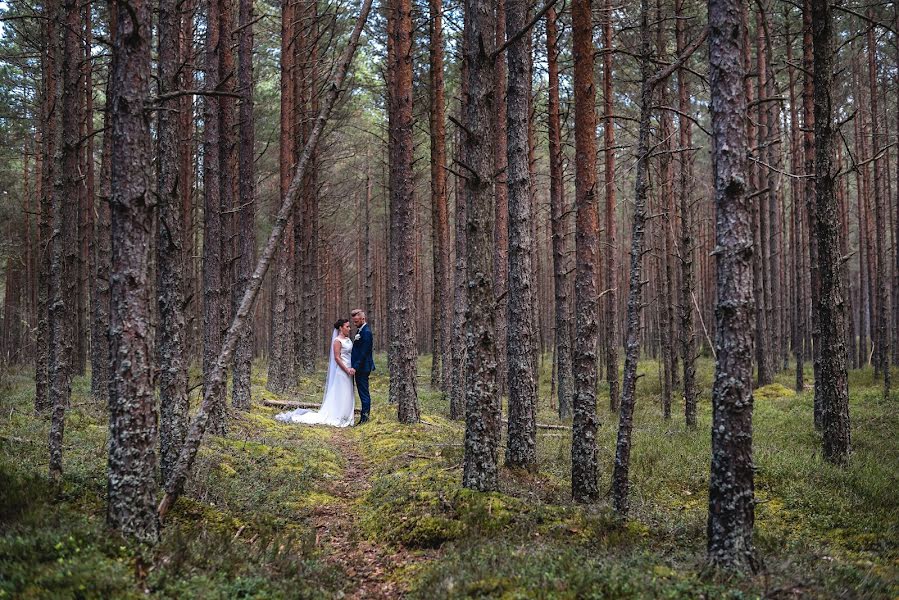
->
xmin=355 ymin=371 xmax=371 ymax=417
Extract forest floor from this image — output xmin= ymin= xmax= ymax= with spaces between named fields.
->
xmin=1 ymin=355 xmax=897 ymax=598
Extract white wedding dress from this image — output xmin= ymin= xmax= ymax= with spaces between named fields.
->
xmin=275 ymin=332 xmax=355 ymax=427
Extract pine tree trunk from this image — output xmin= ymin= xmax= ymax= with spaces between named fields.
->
xmin=48 ymin=0 xmax=81 ymax=479
xmin=461 ymin=0 xmax=499 ymax=491
xmin=706 ymin=0 xmax=757 ymax=571
xmin=612 ymin=0 xmax=654 ymax=515
xmin=429 ymin=0 xmax=450 ymax=394
xmin=387 ymin=0 xmax=420 ymax=423
xmin=867 ymin=21 xmax=890 ymax=398
xmin=91 ymin=3 xmax=114 ymax=404
xmin=202 ymin=0 xmax=226 ymax=434
xmin=657 ymin=0 xmax=674 ymax=420
xmin=503 ymin=0 xmax=538 ymax=471
xmin=232 ymin=0 xmax=256 ymax=410
xmin=218 ymin=0 xmax=238 ymax=396
xmin=77 ymin=5 xmax=94 ymax=378
xmin=676 ymin=0 xmax=697 ymax=427
xmin=35 ymin=2 xmax=56 ymax=414
xmin=157 ymin=0 xmax=189 ymax=484
xmin=602 ymin=0 xmax=619 ymax=413
xmin=546 ymin=6 xmax=573 ymax=421
xmin=786 ymin=15 xmax=805 ymax=389
xmin=297 ymin=0 xmax=320 ymax=375
xmin=450 ymin=122 xmax=468 ymax=421
xmin=812 ymin=0 xmax=851 ymax=465
xmin=106 ymin=0 xmax=160 ymax=541
xmin=493 ymin=0 xmax=509 ymax=402
xmin=571 ymin=0 xmax=599 ymax=503
xmin=802 ymin=0 xmax=822 ymax=429
xmin=268 ymin=0 xmax=294 ymax=393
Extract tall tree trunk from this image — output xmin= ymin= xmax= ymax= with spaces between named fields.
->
xmin=35 ymin=0 xmax=56 ymax=414
xmin=91 ymin=2 xmax=114 ymax=404
xmin=232 ymin=0 xmax=256 ymax=409
xmin=78 ymin=4 xmax=94 ymax=377
xmin=612 ymin=0 xmax=654 ymax=515
xmin=387 ymin=0 xmax=420 ymax=423
xmin=785 ymin=15 xmax=805 ymax=390
xmin=48 ymin=0 xmax=81 ymax=479
xmin=268 ymin=0 xmax=294 ymax=393
xmin=706 ymin=0 xmax=757 ymax=571
xmin=812 ymin=0 xmax=850 ymax=465
xmin=461 ymin=0 xmax=499 ymax=491
xmin=676 ymin=0 xmax=697 ymax=427
xmin=802 ymin=0 xmax=822 ymax=429
xmin=546 ymin=6 xmax=573 ymax=420
xmin=602 ymin=0 xmax=619 ymax=412
xmin=493 ymin=0 xmax=509 ymax=402
xmin=429 ymin=0 xmax=450 ymax=395
xmin=504 ymin=0 xmax=537 ymax=471
xmin=202 ymin=0 xmax=226 ymax=434
xmin=450 ymin=124 xmax=468 ymax=421
xmin=218 ymin=0 xmax=238 ymax=396
xmin=297 ymin=0 xmax=320 ymax=375
xmin=867 ymin=20 xmax=890 ymax=398
xmin=106 ymin=0 xmax=160 ymax=541
xmin=571 ymin=0 xmax=599 ymax=503
xmin=157 ymin=0 xmax=188 ymax=484
xmin=656 ymin=0 xmax=674 ymax=420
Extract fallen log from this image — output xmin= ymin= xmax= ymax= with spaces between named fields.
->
xmin=260 ymin=398 xmax=361 ymax=414
xmin=501 ymin=418 xmax=571 ymax=431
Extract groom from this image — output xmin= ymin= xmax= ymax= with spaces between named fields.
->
xmin=350 ymin=309 xmax=375 ymax=425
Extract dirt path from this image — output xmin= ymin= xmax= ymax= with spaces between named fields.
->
xmin=310 ymin=429 xmax=434 ymax=598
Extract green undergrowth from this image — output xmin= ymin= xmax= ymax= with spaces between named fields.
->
xmin=0 ymin=370 xmax=345 ymax=599
xmin=2 ymin=356 xmax=897 ymax=598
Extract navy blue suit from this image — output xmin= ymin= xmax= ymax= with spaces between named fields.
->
xmin=351 ymin=324 xmax=375 ymax=418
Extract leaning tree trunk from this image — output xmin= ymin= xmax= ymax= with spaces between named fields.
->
xmin=157 ymin=0 xmax=188 ymax=484
xmin=106 ymin=0 xmax=160 ymax=542
xmin=231 ymin=0 xmax=256 ymax=410
xmin=706 ymin=0 xmax=757 ymax=572
xmin=387 ymin=0 xmax=420 ymax=423
xmin=504 ymin=0 xmax=538 ymax=471
xmin=571 ymin=0 xmax=600 ymax=504
xmin=812 ymin=0 xmax=851 ymax=465
xmin=461 ymin=0 xmax=500 ymax=492
xmin=546 ymin=6 xmax=573 ymax=421
xmin=602 ymin=0 xmax=620 ymax=413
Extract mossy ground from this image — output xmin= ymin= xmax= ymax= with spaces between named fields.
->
xmin=1 ymin=355 xmax=897 ymax=598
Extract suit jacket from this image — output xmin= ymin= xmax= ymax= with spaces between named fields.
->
xmin=351 ymin=324 xmax=376 ymax=373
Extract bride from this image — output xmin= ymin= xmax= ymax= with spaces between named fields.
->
xmin=275 ymin=319 xmax=356 ymax=427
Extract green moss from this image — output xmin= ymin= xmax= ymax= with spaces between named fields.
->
xmin=754 ymin=382 xmax=797 ymax=401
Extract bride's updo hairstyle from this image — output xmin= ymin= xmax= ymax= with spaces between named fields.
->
xmin=334 ymin=318 xmax=350 ymax=332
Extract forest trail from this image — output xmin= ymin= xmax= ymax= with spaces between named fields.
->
xmin=311 ymin=428 xmax=435 ymax=598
